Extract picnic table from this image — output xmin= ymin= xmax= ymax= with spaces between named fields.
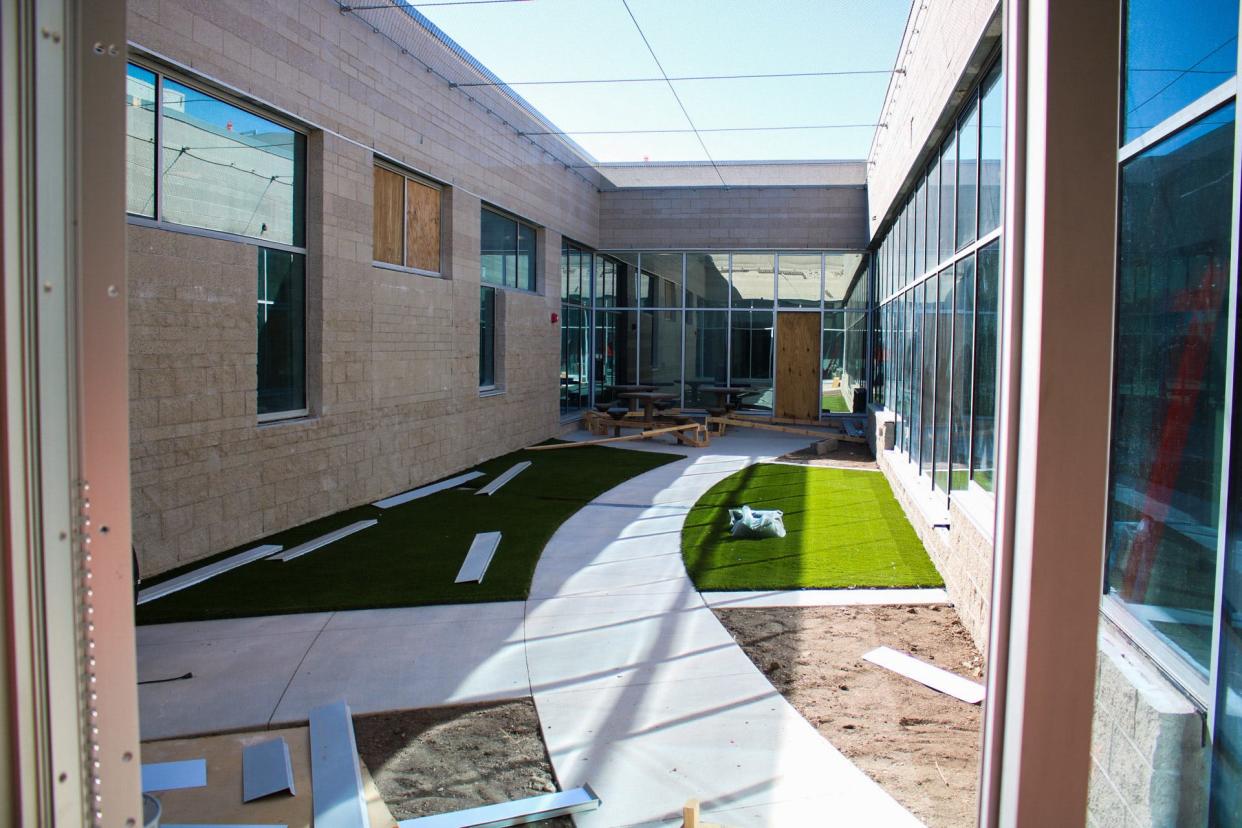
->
xmin=700 ymin=385 xmax=749 ymax=412
xmin=618 ymin=391 xmax=677 ymax=422
xmin=610 ymin=384 xmax=657 ymax=412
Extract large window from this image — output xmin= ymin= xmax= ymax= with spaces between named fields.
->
xmin=479 ymin=286 xmax=497 ymax=390
xmin=256 ymin=249 xmax=306 ymax=418
xmin=481 ymin=208 xmax=537 ymax=292
xmin=126 ymin=63 xmax=305 ymax=246
xmin=373 ymin=163 xmax=442 ymax=275
xmin=560 ymin=240 xmax=592 ymax=416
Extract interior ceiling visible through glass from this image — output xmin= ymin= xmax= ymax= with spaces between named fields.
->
xmin=358 ymin=0 xmax=911 ymax=165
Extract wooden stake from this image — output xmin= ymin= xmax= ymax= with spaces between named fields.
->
xmin=526 ymin=424 xmax=702 ymax=451
xmin=705 ymin=417 xmax=868 ymax=443
xmin=683 ymin=799 xmax=700 ymax=828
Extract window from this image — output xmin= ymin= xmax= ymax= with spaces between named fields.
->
xmin=126 ymin=63 xmax=305 ymax=246
xmin=777 ymin=253 xmax=823 ymax=308
xmin=373 ymin=163 xmax=442 ymax=275
xmin=257 ymin=249 xmax=306 ymax=418
xmin=1104 ymin=102 xmax=1235 ymax=679
xmin=979 ymin=66 xmax=1003 ymax=236
xmin=938 ymin=133 xmax=957 ymax=265
xmin=731 ymin=253 xmax=776 ymax=308
xmin=560 ymin=240 xmax=592 ymax=416
xmin=950 ymin=255 xmax=975 ymax=491
xmin=956 ymin=99 xmax=979 ymax=251
xmin=971 ymin=242 xmax=1000 ymax=492
xmin=479 ymin=286 xmax=497 ymax=389
xmin=481 ymin=208 xmax=537 ymax=291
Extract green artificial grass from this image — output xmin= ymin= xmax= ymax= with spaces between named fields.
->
xmin=136 ymin=444 xmax=677 ymax=624
xmin=682 ymin=463 xmax=943 ymax=590
xmin=821 ymin=390 xmax=851 ymax=413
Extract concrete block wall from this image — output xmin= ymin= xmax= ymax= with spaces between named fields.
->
xmin=128 ymin=0 xmax=579 ymax=574
xmin=865 ymin=0 xmax=1001 ymax=237
xmin=599 ymin=185 xmax=869 ymax=250
xmin=1088 ymin=623 xmax=1209 ymax=827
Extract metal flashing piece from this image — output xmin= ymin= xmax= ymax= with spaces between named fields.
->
xmin=397 ymin=784 xmax=601 ymax=828
xmin=455 ymin=532 xmax=501 ymax=584
xmin=140 ymin=759 xmax=207 ymax=793
xmin=163 ymin=825 xmax=287 ymax=828
xmin=474 ymin=462 xmax=531 ymax=496
xmin=272 ymin=520 xmax=377 ymax=563
xmin=136 ymin=545 xmax=283 ymax=605
xmin=308 ymin=701 xmax=369 ymax=828
xmin=372 ymin=471 xmax=485 ymax=509
xmin=242 ymin=736 xmax=296 ymax=803
xmin=863 ymin=646 xmax=986 ymax=704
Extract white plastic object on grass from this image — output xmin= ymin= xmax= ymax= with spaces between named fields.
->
xmin=728 ymin=505 xmax=786 ymax=539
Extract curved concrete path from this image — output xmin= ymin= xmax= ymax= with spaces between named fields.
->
xmin=525 ymin=430 xmax=923 ymax=827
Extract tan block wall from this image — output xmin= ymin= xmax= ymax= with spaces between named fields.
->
xmin=128 ymin=0 xmax=578 ymax=574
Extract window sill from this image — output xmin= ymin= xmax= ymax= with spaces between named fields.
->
xmin=258 ymin=411 xmax=314 ymax=428
xmin=372 ymin=260 xmax=444 ymax=279
xmin=126 ymin=214 xmax=306 ymax=254
xmin=481 ymin=280 xmax=539 ymax=296
xmin=479 ymin=387 xmax=505 ymax=398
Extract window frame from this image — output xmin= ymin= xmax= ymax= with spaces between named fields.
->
xmin=125 ymin=56 xmax=307 ymax=251
xmin=480 ymin=205 xmax=539 ymax=293
xmin=372 ymin=158 xmax=445 ymax=278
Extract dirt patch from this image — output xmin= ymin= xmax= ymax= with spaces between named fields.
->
xmin=354 ymin=700 xmax=571 ymax=826
xmin=777 ymin=439 xmax=877 ymax=470
xmin=716 ymin=605 xmax=984 ymax=828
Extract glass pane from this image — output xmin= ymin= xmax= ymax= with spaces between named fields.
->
xmin=560 ymin=241 xmax=571 ymax=302
xmin=951 ymin=256 xmax=976 ymax=491
xmin=956 ymin=98 xmax=980 ymax=250
xmin=560 ymin=304 xmax=590 ymax=414
xmin=685 ymin=253 xmax=730 ymax=308
xmin=481 ymin=210 xmax=514 ymax=287
xmin=730 ymin=310 xmax=774 ymax=411
xmin=594 ymin=309 xmax=638 ymax=398
xmin=972 ymin=242 xmax=1001 ymax=491
xmin=1104 ymin=103 xmax=1235 ymax=676
xmin=825 ymin=253 xmax=865 ymax=307
xmin=939 ymin=134 xmax=957 ymax=265
xmin=256 ymin=249 xmax=305 ymax=415
xmin=126 ymin=63 xmax=157 ymax=217
xmin=160 ymin=78 xmax=302 ymax=245
xmin=822 ymin=312 xmax=846 ymax=414
xmin=641 ymin=309 xmax=682 ymax=398
xmin=517 ymin=222 xmax=537 ymax=291
xmin=684 ymin=311 xmax=729 ymax=409
xmin=777 ymin=253 xmax=822 ymax=307
xmin=478 ymin=286 xmax=496 ymax=388
xmin=933 ymin=269 xmax=954 ymax=491
xmin=920 ymin=279 xmax=937 ymax=476
xmin=1123 ymin=0 xmax=1238 ymax=143
xmin=910 ymin=289 xmax=924 ymax=465
xmin=979 ymin=66 xmax=1003 ymax=235
xmin=639 ymin=253 xmax=683 ymax=308
xmin=596 ymin=253 xmax=636 ymax=308
xmin=915 ymin=176 xmax=927 ymax=279
xmin=1211 ymin=422 xmax=1242 ymax=820
xmin=843 ymin=311 xmax=868 ymax=413
xmin=926 ymin=154 xmax=941 ymax=268
xmin=731 ymin=253 xmax=775 ymax=308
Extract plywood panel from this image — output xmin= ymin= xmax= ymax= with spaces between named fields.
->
xmin=372 ymin=165 xmax=404 ymax=265
xmin=776 ymin=312 xmax=820 ymax=420
xmin=406 ymin=177 xmax=441 ymax=273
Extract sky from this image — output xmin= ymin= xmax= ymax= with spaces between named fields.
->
xmin=410 ymin=0 xmax=913 ymax=164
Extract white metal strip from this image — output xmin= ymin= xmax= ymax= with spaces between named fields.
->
xmin=308 ymin=701 xmax=368 ymax=828
xmin=397 ymin=784 xmax=601 ymax=828
xmin=863 ymin=645 xmax=985 ymax=704
xmin=136 ymin=545 xmax=282 ymax=605
xmin=373 ymin=472 xmax=485 ymax=509
xmin=242 ymin=736 xmax=296 ymax=803
xmin=455 ymin=532 xmax=502 ymax=584
xmin=140 ymin=759 xmax=207 ymax=793
xmin=273 ymin=520 xmax=377 ymax=563
xmin=163 ymin=825 xmax=286 ymax=828
xmin=474 ymin=462 xmax=531 ymax=496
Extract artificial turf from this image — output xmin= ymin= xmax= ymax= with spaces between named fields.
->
xmin=681 ymin=463 xmax=943 ymax=590
xmin=136 ymin=443 xmax=677 ymax=624
xmin=822 ymin=391 xmax=851 ymax=413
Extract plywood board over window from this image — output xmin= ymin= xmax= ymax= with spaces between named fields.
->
xmin=406 ymin=177 xmax=441 ymax=273
xmin=373 ymin=165 xmax=404 ymax=266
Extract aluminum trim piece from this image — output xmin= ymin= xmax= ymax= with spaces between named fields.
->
xmin=308 ymin=701 xmax=368 ymax=828
xmin=136 ymin=545 xmax=282 ymax=605
xmin=455 ymin=532 xmax=502 ymax=584
xmin=474 ymin=462 xmax=531 ymax=496
xmin=242 ymin=736 xmax=296 ymax=803
xmin=273 ymin=520 xmax=377 ymax=563
xmin=140 ymin=759 xmax=207 ymax=793
xmin=397 ymin=784 xmax=601 ymax=828
xmin=372 ymin=472 xmax=485 ymax=509
xmin=863 ymin=646 xmax=985 ymax=704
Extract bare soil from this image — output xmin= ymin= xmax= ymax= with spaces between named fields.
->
xmin=715 ymin=605 xmax=984 ymax=828
xmin=777 ymin=439 xmax=878 ymax=470
xmin=354 ymin=700 xmax=571 ymax=826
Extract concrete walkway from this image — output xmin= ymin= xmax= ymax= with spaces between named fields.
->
xmin=525 ymin=430 xmax=922 ymax=827
xmin=137 ymin=429 xmax=924 ymax=826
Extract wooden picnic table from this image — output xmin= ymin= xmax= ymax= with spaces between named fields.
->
xmin=610 ymin=384 xmax=658 ymax=412
xmin=618 ymin=391 xmax=677 ymax=422
xmin=700 ymin=385 xmax=749 ymax=412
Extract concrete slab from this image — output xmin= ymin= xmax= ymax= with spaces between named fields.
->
xmin=139 ymin=629 xmax=323 ymax=740
xmin=321 ymin=602 xmax=525 ymax=632
xmin=137 ymin=613 xmax=334 ymax=647
xmin=270 ymin=619 xmax=528 ymax=724
xmin=701 ymin=588 xmax=952 ymax=609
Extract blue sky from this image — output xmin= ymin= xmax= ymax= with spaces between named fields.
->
xmin=413 ymin=0 xmax=912 ymax=163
